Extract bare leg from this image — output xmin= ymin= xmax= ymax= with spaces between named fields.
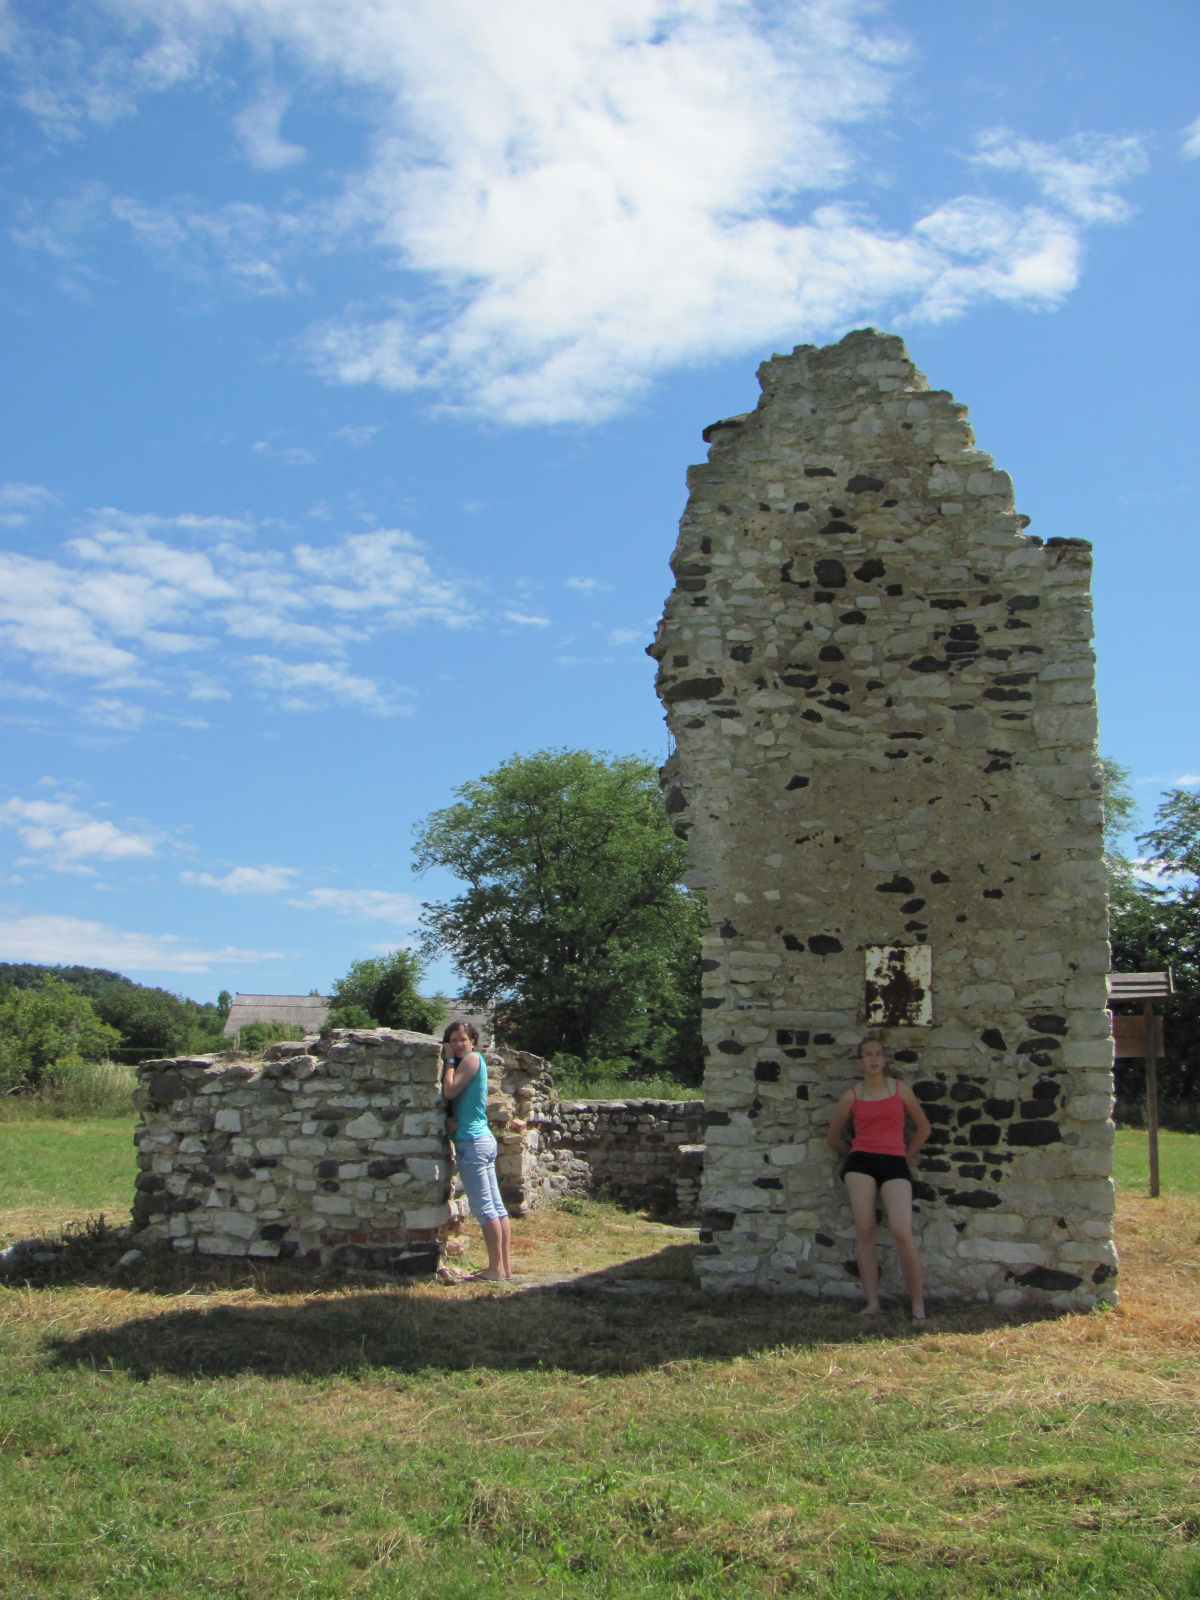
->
xmin=499 ymin=1214 xmax=512 ymax=1279
xmin=477 ymin=1218 xmax=505 ymax=1280
xmin=880 ymin=1178 xmax=925 ymax=1322
xmin=844 ymin=1171 xmax=882 ymax=1313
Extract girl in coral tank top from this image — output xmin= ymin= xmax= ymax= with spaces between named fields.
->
xmin=827 ymin=1037 xmax=932 ymax=1325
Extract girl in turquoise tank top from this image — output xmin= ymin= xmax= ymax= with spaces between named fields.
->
xmin=441 ymin=1018 xmax=512 ymax=1281
xmin=827 ymin=1037 xmax=932 ymax=1325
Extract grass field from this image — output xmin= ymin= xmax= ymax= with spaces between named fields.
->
xmin=1 ymin=1121 xmax=1198 ymax=1598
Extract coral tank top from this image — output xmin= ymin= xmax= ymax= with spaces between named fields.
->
xmin=850 ymin=1081 xmax=907 ymax=1157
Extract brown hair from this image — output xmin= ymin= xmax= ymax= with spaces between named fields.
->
xmin=442 ymin=1018 xmax=479 ymax=1049
xmin=856 ymin=1036 xmax=887 ymax=1059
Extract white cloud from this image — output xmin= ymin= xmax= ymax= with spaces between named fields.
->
xmin=1175 ymin=773 xmax=1200 ymax=788
xmin=6 ymin=2 xmax=1150 ymax=423
xmin=80 ymin=696 xmax=146 ymax=729
xmin=332 ymin=424 xmax=380 ymax=448
xmin=252 ymin=439 xmax=317 ymax=464
xmin=567 ymin=577 xmax=612 ymax=596
xmin=182 ymin=864 xmax=299 ymax=894
xmin=289 ymin=887 xmax=421 ymax=923
xmin=0 ymin=481 xmax=58 ymax=527
xmin=0 ymin=550 xmax=142 ymax=680
xmin=609 ymin=628 xmax=644 ymax=646
xmin=292 ymin=528 xmax=460 ymax=622
xmin=0 ymin=677 xmax=56 ymax=703
xmin=0 ymin=796 xmax=158 ymax=869
xmin=1182 ymin=115 xmax=1200 ymax=161
xmin=246 ymin=653 xmax=409 ymax=715
xmin=971 ymin=129 xmax=1147 ymax=224
xmin=0 ymin=913 xmax=282 ymax=973
xmin=0 ymin=509 xmax=459 ymax=713
xmin=108 ymin=193 xmax=301 ymax=296
xmin=504 ymin=611 xmax=551 ymax=628
xmin=909 ymin=199 xmax=1082 ymax=320
xmin=234 ymin=84 xmax=306 ymax=169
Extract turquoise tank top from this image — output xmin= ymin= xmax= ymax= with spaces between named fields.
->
xmin=449 ymin=1053 xmax=490 ymax=1141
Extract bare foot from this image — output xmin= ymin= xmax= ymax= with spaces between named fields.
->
xmin=860 ymin=1303 xmax=882 ymax=1318
xmin=911 ymin=1309 xmax=927 ymax=1327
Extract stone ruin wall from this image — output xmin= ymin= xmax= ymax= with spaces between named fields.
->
xmin=131 ymin=1031 xmax=552 ymax=1270
xmin=537 ymin=1099 xmax=705 ymax=1218
xmin=131 ymin=1032 xmax=703 ymax=1268
xmin=651 ymin=328 xmax=1116 ymax=1308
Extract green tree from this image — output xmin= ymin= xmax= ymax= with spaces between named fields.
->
xmin=88 ymin=981 xmax=191 ymax=1053
xmin=1100 ymin=756 xmax=1137 ymax=876
xmin=0 ymin=978 xmax=122 ymax=1093
xmin=1106 ymin=766 xmax=1200 ymax=1118
xmin=413 ymin=749 xmax=704 ymax=1075
xmin=327 ymin=949 xmax=444 ymax=1034
xmin=1140 ymin=787 xmax=1200 ymax=878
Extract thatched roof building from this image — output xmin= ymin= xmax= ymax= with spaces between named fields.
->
xmin=222 ymin=993 xmax=331 ymax=1038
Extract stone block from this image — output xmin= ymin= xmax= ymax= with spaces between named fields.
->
xmin=208 ymin=1209 xmax=258 ymax=1240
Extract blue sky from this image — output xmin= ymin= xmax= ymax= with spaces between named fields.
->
xmin=1 ymin=0 xmax=1196 ymax=1004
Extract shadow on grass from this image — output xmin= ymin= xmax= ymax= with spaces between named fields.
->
xmin=38 ymin=1240 xmax=1056 ymax=1381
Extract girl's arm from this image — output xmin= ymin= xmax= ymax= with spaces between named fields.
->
xmin=899 ymin=1081 xmax=932 ymax=1159
xmin=826 ymin=1090 xmax=855 ymax=1156
xmin=441 ymin=1050 xmax=481 ymax=1102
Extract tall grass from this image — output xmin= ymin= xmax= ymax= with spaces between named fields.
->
xmin=0 ymin=1058 xmax=137 ymax=1121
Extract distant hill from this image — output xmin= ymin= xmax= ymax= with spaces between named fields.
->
xmin=0 ymin=964 xmax=222 ymax=1054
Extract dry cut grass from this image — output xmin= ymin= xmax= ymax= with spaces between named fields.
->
xmin=1 ymin=1134 xmax=1199 ymax=1599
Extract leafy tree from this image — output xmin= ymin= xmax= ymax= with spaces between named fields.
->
xmin=1100 ymin=757 xmax=1137 ymax=875
xmin=414 ymin=749 xmax=704 ymax=1076
xmin=0 ymin=964 xmax=193 ymax=1054
xmin=88 ymin=982 xmax=192 ymax=1053
xmin=1140 ymin=787 xmax=1200 ymax=878
xmin=327 ymin=950 xmax=444 ymax=1034
xmin=0 ymin=978 xmax=122 ymax=1093
xmin=1105 ymin=766 xmax=1200 ymax=1119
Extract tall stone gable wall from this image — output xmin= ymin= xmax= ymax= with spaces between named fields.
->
xmin=651 ymin=329 xmax=1116 ymax=1308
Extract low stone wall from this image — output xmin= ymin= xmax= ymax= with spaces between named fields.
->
xmin=132 ymin=1031 xmax=453 ymax=1271
xmin=131 ymin=1032 xmax=706 ymax=1269
xmin=527 ymin=1098 xmax=706 ymax=1220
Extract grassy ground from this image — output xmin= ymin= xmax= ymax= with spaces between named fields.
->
xmin=1112 ymin=1127 xmax=1200 ymax=1196
xmin=1 ymin=1122 xmax=1197 ymax=1599
xmin=0 ymin=1116 xmax=136 ymax=1241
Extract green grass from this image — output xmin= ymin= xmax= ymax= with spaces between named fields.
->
xmin=1113 ymin=1127 xmax=1200 ymax=1197
xmin=551 ymin=1070 xmax=705 ymax=1101
xmin=0 ymin=1115 xmax=135 ymax=1240
xmin=1 ymin=1120 xmax=1198 ymax=1598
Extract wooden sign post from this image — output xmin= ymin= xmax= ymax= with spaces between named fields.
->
xmin=1108 ymin=971 xmax=1174 ymax=1199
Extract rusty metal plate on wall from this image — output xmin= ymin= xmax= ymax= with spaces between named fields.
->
xmin=864 ymin=945 xmax=932 ymax=1026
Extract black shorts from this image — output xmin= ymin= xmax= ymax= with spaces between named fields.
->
xmin=842 ymin=1152 xmax=912 ymax=1188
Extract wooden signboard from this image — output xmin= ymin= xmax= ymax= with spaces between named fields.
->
xmin=1106 ymin=972 xmax=1173 ymax=1200
xmin=1112 ymin=1013 xmax=1165 ymax=1060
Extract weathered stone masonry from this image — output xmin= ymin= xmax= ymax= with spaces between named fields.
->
xmin=651 ymin=329 xmax=1116 ymax=1307
xmin=531 ymin=1099 xmax=705 ymax=1218
xmin=132 ymin=1031 xmax=460 ymax=1270
xmin=131 ymin=1032 xmax=703 ymax=1266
